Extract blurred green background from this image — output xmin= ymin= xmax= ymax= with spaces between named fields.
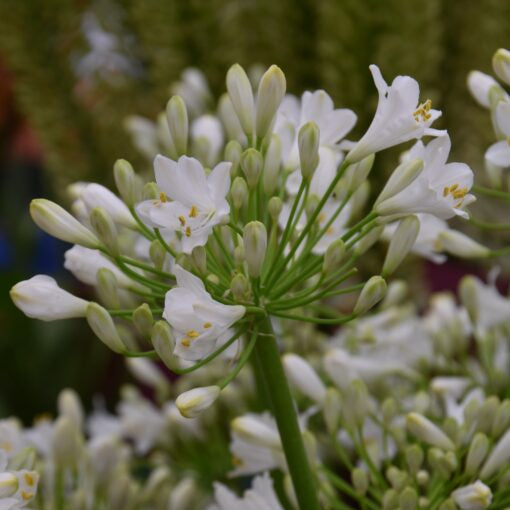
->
xmin=0 ymin=0 xmax=509 ymax=422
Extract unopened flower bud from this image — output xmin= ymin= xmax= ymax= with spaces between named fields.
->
xmin=96 ymin=268 xmax=120 ymax=309
xmin=113 ymin=159 xmax=138 ymax=206
xmin=241 ymin=148 xmax=263 ymax=188
xmin=405 ymin=444 xmax=424 ymax=475
xmin=465 ymin=433 xmax=489 ymax=476
xmin=151 ymin=320 xmax=176 ymax=370
xmin=283 ymin=354 xmax=326 ymax=404
xmin=351 ymin=468 xmax=368 ymax=496
xmin=459 ymin=276 xmax=479 ymax=324
xmin=386 ymin=466 xmax=408 ymax=491
xmin=226 ymin=64 xmax=255 ymax=137
xmin=467 ymin=71 xmax=501 ymax=109
xmin=492 ymin=400 xmax=510 ymax=438
xmin=480 ymin=429 xmax=510 ymax=479
xmin=176 ymin=385 xmax=221 ymax=418
xmin=231 ymin=415 xmax=281 ymax=449
xmin=382 ymin=215 xmax=419 ymax=276
xmin=207 ymin=274 xmax=220 ymax=285
xmin=416 ymin=470 xmax=429 ymax=486
xmin=382 ymin=397 xmax=397 ymax=423
xmin=374 ymin=159 xmax=424 ymax=210
xmin=322 ymin=239 xmax=346 ymax=275
xmin=166 ymin=95 xmax=188 ymax=156
xmin=149 ymin=240 xmax=167 ymax=270
xmin=0 ymin=472 xmax=18 ymax=498
xmin=354 ymin=225 xmax=384 ymax=256
xmin=323 ymin=387 xmax=342 ymax=433
xmin=438 ymin=231 xmax=490 ymax=259
xmin=452 ymin=480 xmax=492 ymax=510
xmin=354 ymin=276 xmax=387 ymax=315
xmin=191 ymin=246 xmax=207 ymax=274
xmin=231 ymin=176 xmax=248 ymax=209
xmin=86 ymin=303 xmax=126 ymax=353
xmin=382 ymin=489 xmax=399 ymax=510
xmin=381 ymin=280 xmax=408 ymax=308
xmin=399 ymin=487 xmax=418 ymax=510
xmin=30 ymin=199 xmax=99 ymax=248
xmin=406 ymin=412 xmax=455 ymax=450
xmin=493 ymin=48 xmax=510 ymax=86
xmin=224 ymin=140 xmax=243 ymax=176
xmin=230 ymin=273 xmax=250 ymax=301
xmin=243 ymin=221 xmax=267 ymax=278
xmin=143 ymin=182 xmax=159 ymax=200
xmin=256 ymin=65 xmax=286 ymax=139
xmin=219 ymin=94 xmax=245 ymax=144
xmin=264 ymin=135 xmax=282 ymax=194
xmin=11 ymin=275 xmax=89 ymax=321
xmin=346 ymin=154 xmax=375 ymax=192
xmin=438 ymin=499 xmax=457 ymax=510
xmin=168 ymin=478 xmax=197 ymax=510
xmin=268 ymin=196 xmax=283 ymax=221
xmin=298 ymin=121 xmax=320 ymax=180
xmin=53 ymin=416 xmax=82 ymax=467
xmin=58 ymin=388 xmax=84 ymax=431
xmin=132 ymin=303 xmax=153 ymax=338
xmin=90 ymin=207 xmax=118 ymax=254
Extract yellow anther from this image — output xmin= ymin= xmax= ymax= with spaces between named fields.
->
xmin=413 ymin=99 xmax=433 ymax=122
xmin=423 ymin=99 xmax=432 ymax=111
xmin=203 ymin=322 xmax=212 ymax=329
xmin=452 ymin=188 xmax=467 ymax=200
xmin=185 ymin=226 xmax=192 ymax=237
xmin=443 ymin=186 xmax=450 ymax=197
xmin=450 ymin=184 xmax=458 ymax=192
xmin=21 ymin=491 xmax=33 ymax=501
xmin=178 ymin=215 xmax=186 ymax=226
xmin=159 ymin=192 xmax=168 ymax=203
xmin=189 ymin=205 xmax=198 ymax=218
xmin=24 ymin=473 xmax=35 ymax=487
xmin=318 ymin=213 xmax=326 ymax=223
xmin=231 ymin=455 xmax=244 ymax=466
xmin=186 ymin=330 xmax=200 ymax=338
xmin=507 ymin=136 xmax=510 ymax=145
xmin=181 ymin=338 xmax=190 ymax=347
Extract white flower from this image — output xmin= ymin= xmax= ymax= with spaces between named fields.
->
xmin=406 ymin=412 xmax=455 ymax=450
xmin=347 ymin=65 xmax=445 ymax=163
xmin=176 ymin=386 xmax=221 ymax=418
xmin=467 ymin=71 xmax=500 ymax=109
xmin=64 ymin=245 xmax=134 ymax=288
xmin=274 ymin=90 xmax=356 ymax=170
xmin=376 ymin=135 xmax=475 ymax=219
xmin=137 ymin=155 xmax=231 ymax=253
xmin=10 ymin=275 xmax=89 ymax=321
xmin=124 ymin=115 xmax=159 ymax=160
xmin=480 ymin=429 xmax=510 ymax=479
xmin=451 ymin=480 xmax=492 ymax=510
xmin=485 ymin=101 xmax=510 ymax=168
xmin=283 ymin=354 xmax=327 ymax=405
xmin=164 ymin=266 xmax=245 ymax=361
xmin=210 ymin=473 xmax=283 ymax=510
xmin=437 ymin=230 xmax=490 ymax=259
xmin=0 ymin=452 xmax=39 ymax=509
xmin=171 ymin=68 xmax=212 ymax=118
xmin=383 ymin=213 xmax=448 ymax=263
xmin=191 ymin=114 xmax=224 ymax=167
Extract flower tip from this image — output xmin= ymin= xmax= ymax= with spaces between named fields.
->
xmin=176 ymin=386 xmax=221 ymax=419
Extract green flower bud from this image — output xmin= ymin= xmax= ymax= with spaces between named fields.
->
xmin=243 ymin=221 xmax=267 ymax=278
xmin=86 ymin=303 xmax=126 ymax=353
xmin=354 ymin=276 xmax=387 ymax=315
xmin=298 ymin=121 xmax=320 ymax=180
xmin=493 ymin=48 xmax=510 ymax=86
xmin=241 ymin=148 xmax=263 ymax=188
xmin=386 ymin=466 xmax=408 ymax=491
xmin=353 ymin=225 xmax=384 ymax=256
xmin=405 ymin=444 xmax=424 ymax=475
xmin=256 ymin=65 xmax=286 ymax=140
xmin=322 ymin=239 xmax=346 ymax=275
xmin=224 ymin=140 xmax=243 ymax=176
xmin=380 ymin=280 xmax=408 ymax=308
xmin=149 ymin=240 xmax=167 ymax=270
xmin=207 ymin=274 xmax=220 ymax=285
xmin=382 ymin=489 xmax=398 ymax=510
xmin=268 ymin=196 xmax=283 ymax=221
xmin=493 ymin=400 xmax=510 ymax=438
xmin=176 ymin=385 xmax=221 ymax=418
xmin=416 ymin=470 xmax=429 ymax=486
xmin=226 ymin=64 xmax=255 ymax=137
xmin=374 ymin=158 xmax=424 ymax=208
xmin=96 ymin=268 xmax=121 ymax=309
xmin=323 ymin=387 xmax=342 ymax=434
xmin=89 ymin=207 xmax=118 ymax=255
xmin=151 ymin=320 xmax=176 ymax=370
xmin=406 ymin=412 xmax=455 ymax=450
xmin=231 ymin=176 xmax=248 ymax=209
xmin=476 ymin=396 xmax=500 ymax=434
xmin=437 ymin=498 xmax=457 ymax=510
xmin=113 ymin=159 xmax=137 ymax=206
xmin=30 ymin=199 xmax=99 ymax=248
xmin=191 ymin=245 xmax=207 ymax=275
xmin=345 ymin=379 xmax=370 ymax=426
xmin=53 ymin=416 xmax=82 ymax=467
xmin=438 ymin=230 xmax=490 ymax=259
xmin=166 ymin=95 xmax=188 ymax=156
xmin=231 ymin=273 xmax=250 ymax=301
xmin=345 ymin=154 xmax=375 ymax=192
xmin=465 ymin=433 xmax=489 ymax=476
xmin=263 ymin=135 xmax=282 ymax=194
xmin=132 ymin=303 xmax=153 ymax=338
xmin=234 ymin=239 xmax=245 ymax=267
xmin=351 ymin=468 xmax=368 ymax=495
xmin=382 ymin=215 xmax=420 ymax=276
xmin=399 ymin=487 xmax=418 ymax=510
xmin=382 ymin=397 xmax=398 ymax=423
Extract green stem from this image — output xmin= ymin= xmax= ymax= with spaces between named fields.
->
xmin=269 ymin=310 xmax=356 ymax=325
xmin=473 ymin=185 xmax=510 ymax=203
xmin=254 ymin=316 xmax=321 ymax=510
xmin=469 ymin=216 xmax=510 ymax=231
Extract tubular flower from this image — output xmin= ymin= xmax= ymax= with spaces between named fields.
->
xmin=485 ymin=101 xmax=510 ymax=168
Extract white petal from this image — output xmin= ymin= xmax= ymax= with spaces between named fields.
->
xmin=485 ymin=140 xmax=510 ymax=167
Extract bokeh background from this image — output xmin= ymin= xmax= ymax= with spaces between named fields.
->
xmin=1 ymin=0 xmax=509 ymax=422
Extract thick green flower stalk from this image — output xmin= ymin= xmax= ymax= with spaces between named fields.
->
xmin=10 ymin=61 xmax=482 ymax=509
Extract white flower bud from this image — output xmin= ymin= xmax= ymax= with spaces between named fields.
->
xmin=406 ymin=412 xmax=455 ymax=450
xmin=465 ymin=433 xmax=489 ymax=476
xmin=224 ymin=140 xmax=243 ymax=176
xmin=241 ymin=148 xmax=263 ymax=188
xmin=81 ymin=183 xmax=137 ymax=229
xmin=231 ymin=176 xmax=248 ymax=209
xmin=226 ymin=64 xmax=255 ymax=137
xmin=113 ymin=159 xmax=138 ymax=206
xmin=132 ymin=303 xmax=154 ymax=337
xmin=96 ymin=268 xmax=121 ymax=309
xmin=451 ymin=480 xmax=492 ymax=510
xmin=399 ymin=487 xmax=418 ymax=510
xmin=126 ymin=358 xmax=167 ymax=390
xmin=351 ymin=468 xmax=368 ymax=496
xmin=219 ymin=94 xmax=246 ymax=144
xmin=86 ymin=303 xmax=126 ymax=353
xmin=151 ymin=320 xmax=176 ymax=370
xmin=231 ymin=415 xmax=281 ymax=449
xmin=191 ymin=245 xmax=207 ymax=275
xmin=256 ymin=65 xmax=286 ymax=139
xmin=149 ymin=240 xmax=167 ymax=270
xmin=10 ymin=275 xmax=88 ymax=321
xmin=89 ymin=207 xmax=119 ymax=254
xmin=283 ymin=353 xmax=326 ymax=405
xmin=0 ymin=472 xmax=18 ymax=498
xmin=405 ymin=444 xmax=424 ymax=475
xmin=467 ymin=71 xmax=501 ymax=109
xmin=380 ymin=280 xmax=408 ymax=308
xmin=176 ymin=386 xmax=221 ymax=418
xmin=263 ymin=135 xmax=282 ymax=194
xmin=230 ymin=273 xmax=250 ymax=301
xmin=53 ymin=416 xmax=82 ymax=467
xmin=480 ymin=429 xmax=510 ymax=479
xmin=492 ymin=400 xmax=510 ymax=438
xmin=345 ymin=154 xmax=375 ymax=192
xmin=168 ymin=478 xmax=197 ymax=510
xmin=354 ymin=276 xmax=387 ymax=315
xmin=166 ymin=95 xmax=188 ymax=156
xmin=268 ymin=196 xmax=283 ymax=221
xmin=243 ymin=221 xmax=267 ymax=278
xmin=322 ymin=239 xmax=346 ymax=274
xmin=58 ymin=389 xmax=84 ymax=431
xmin=354 ymin=225 xmax=384 ymax=256
xmin=437 ymin=231 xmax=489 ymax=259
xmin=374 ymin=159 xmax=424 ymax=209
xmin=298 ymin=121 xmax=320 ymax=180
xmin=493 ymin=48 xmax=510 ymax=86
xmin=30 ymin=199 xmax=99 ymax=248
xmin=143 ymin=181 xmax=159 ymax=200
xmin=382 ymin=215 xmax=420 ymax=276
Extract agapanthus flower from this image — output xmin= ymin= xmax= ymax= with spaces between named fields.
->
xmin=0 ymin=450 xmax=39 ymax=510
xmin=485 ymin=101 xmax=510 ymax=168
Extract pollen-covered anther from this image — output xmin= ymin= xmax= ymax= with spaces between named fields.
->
xmin=186 ymin=330 xmax=200 ymax=338
xmin=203 ymin=322 xmax=212 ymax=328
xmin=159 ymin=192 xmax=168 ymax=203
xmin=24 ymin=473 xmax=35 ymax=487
xmin=181 ymin=338 xmax=190 ymax=347
xmin=178 ymin=215 xmax=186 ymax=226
xmin=21 ymin=491 xmax=33 ymax=501
xmin=185 ymin=226 xmax=192 ymax=237
xmin=413 ymin=99 xmax=433 ymax=122
xmin=188 ymin=205 xmax=198 ymax=218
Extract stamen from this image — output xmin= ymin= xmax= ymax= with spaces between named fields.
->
xmin=203 ymin=322 xmax=212 ymax=329
xmin=24 ymin=473 xmax=35 ymax=487
xmin=186 ymin=330 xmax=200 ymax=338
xmin=21 ymin=491 xmax=33 ymax=501
xmin=443 ymin=186 xmax=449 ymax=197
xmin=178 ymin=215 xmax=186 ymax=226
xmin=413 ymin=99 xmax=433 ymax=123
xmin=185 ymin=226 xmax=192 ymax=237
xmin=189 ymin=205 xmax=198 ymax=218
xmin=159 ymin=192 xmax=168 ymax=203
xmin=181 ymin=338 xmax=190 ymax=347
